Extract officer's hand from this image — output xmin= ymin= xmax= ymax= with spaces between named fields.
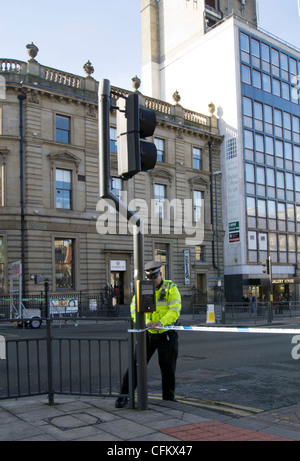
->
xmin=150 ymin=321 xmax=162 ymax=331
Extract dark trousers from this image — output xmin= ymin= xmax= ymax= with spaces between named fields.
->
xmin=121 ymin=330 xmax=178 ymax=400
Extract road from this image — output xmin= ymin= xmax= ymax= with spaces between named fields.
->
xmin=1 ymin=319 xmax=299 ymax=413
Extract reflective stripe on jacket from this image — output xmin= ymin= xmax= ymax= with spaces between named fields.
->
xmin=130 ymin=280 xmax=181 ymax=334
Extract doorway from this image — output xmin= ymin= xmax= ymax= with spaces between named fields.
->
xmin=110 ymin=272 xmax=124 ymax=304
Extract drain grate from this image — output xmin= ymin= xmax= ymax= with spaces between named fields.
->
xmin=46 ymin=412 xmax=104 ymax=431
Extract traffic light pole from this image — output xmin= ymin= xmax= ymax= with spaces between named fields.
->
xmin=268 ymin=257 xmax=273 ymax=324
xmin=98 ymin=79 xmax=148 ymax=410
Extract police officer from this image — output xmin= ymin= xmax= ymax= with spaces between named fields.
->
xmin=115 ymin=261 xmax=181 ymax=408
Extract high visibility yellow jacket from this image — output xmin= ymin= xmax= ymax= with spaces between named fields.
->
xmin=130 ymin=280 xmax=181 ymax=334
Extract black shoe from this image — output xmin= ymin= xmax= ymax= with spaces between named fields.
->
xmin=115 ymin=397 xmax=128 ymax=408
xmin=163 ymin=397 xmax=177 ymax=402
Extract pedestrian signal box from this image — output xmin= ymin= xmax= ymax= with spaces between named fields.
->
xmin=136 ymin=280 xmax=156 ymax=313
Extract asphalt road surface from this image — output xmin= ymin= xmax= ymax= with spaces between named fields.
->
xmin=1 ymin=319 xmax=299 ymax=414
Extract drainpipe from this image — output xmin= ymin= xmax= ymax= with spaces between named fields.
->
xmin=217 ymin=0 xmax=224 ymax=19
xmin=18 ymin=93 xmax=26 ymax=298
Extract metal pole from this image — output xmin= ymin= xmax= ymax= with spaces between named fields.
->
xmin=133 ymin=223 xmax=148 ymax=410
xmin=46 ymin=318 xmax=54 ymax=405
xmin=18 ymin=94 xmax=26 ymax=299
xmin=98 ymin=80 xmax=148 ymax=410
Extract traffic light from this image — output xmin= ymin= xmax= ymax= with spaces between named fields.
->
xmin=117 ymin=93 xmax=157 ymax=179
xmin=262 ymin=257 xmax=271 ymax=275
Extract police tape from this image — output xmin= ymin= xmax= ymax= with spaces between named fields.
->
xmin=128 ymin=325 xmax=300 ymax=335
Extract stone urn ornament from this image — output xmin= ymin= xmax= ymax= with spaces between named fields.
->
xmin=132 ymin=75 xmax=141 ymax=92
xmin=26 ymin=42 xmax=39 ymax=61
xmin=173 ymin=90 xmax=181 ymax=105
xmin=83 ymin=60 xmax=94 ymax=77
xmin=208 ymin=102 xmax=216 ymax=116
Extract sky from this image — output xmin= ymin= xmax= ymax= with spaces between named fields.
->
xmin=0 ymin=0 xmax=299 ymax=92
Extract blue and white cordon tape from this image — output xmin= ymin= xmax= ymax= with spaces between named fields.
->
xmin=128 ymin=325 xmax=300 ymax=335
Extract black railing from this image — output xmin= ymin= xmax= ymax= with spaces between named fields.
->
xmin=0 ymin=318 xmax=134 ymax=405
xmin=192 ymin=301 xmax=300 ymax=323
xmin=0 ymin=292 xmax=130 ymax=320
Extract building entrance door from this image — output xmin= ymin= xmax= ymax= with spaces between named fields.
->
xmin=110 ymin=272 xmax=124 ymax=304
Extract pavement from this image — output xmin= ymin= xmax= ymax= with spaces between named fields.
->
xmin=1 ymin=314 xmax=300 ymax=442
xmin=1 ymin=393 xmax=300 ymax=442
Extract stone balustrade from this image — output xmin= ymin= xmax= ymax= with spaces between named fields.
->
xmin=0 ymin=57 xmax=217 ymax=132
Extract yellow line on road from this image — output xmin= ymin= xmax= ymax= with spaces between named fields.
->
xmin=149 ymin=393 xmax=263 ymax=417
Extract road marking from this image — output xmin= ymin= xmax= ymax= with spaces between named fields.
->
xmin=149 ymin=393 xmax=263 ymax=417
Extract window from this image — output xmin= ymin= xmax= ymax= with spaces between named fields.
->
xmin=244 ymin=130 xmax=254 ymax=161
xmin=255 ymin=134 xmax=264 ymax=163
xmin=254 ymin=102 xmax=263 ymax=131
xmin=55 ymin=238 xmax=74 ymax=290
xmin=251 ymin=38 xmax=260 ymax=68
xmin=280 ymin=53 xmax=289 ymax=81
xmin=278 ymin=202 xmax=286 ymax=221
xmin=243 ymin=97 xmax=253 ymax=128
xmin=262 ymin=74 xmax=271 ymax=93
xmin=245 ymin=163 xmax=255 ymax=194
xmin=56 ymin=169 xmax=72 ymax=209
xmin=290 ymin=58 xmax=297 ymax=82
xmin=274 ymin=109 xmax=283 ymax=137
xmin=281 ymin=81 xmax=290 ymax=101
xmin=56 ymin=115 xmax=70 ymax=143
xmin=261 ymin=43 xmax=270 ymax=72
xmin=192 ymin=147 xmax=202 ymax=169
xmin=268 ymin=200 xmax=276 ymax=219
xmin=275 ymin=140 xmax=284 ymax=168
xmin=264 ymin=105 xmax=273 ymax=134
xmin=154 ymin=138 xmax=165 ymax=162
xmin=273 ymin=78 xmax=281 ymax=97
xmin=276 ymin=171 xmax=285 ymax=199
xmin=265 ymin=136 xmax=274 ymax=166
xmin=247 ymin=196 xmax=256 ymax=216
xmin=257 ymin=199 xmax=266 ymax=218
xmin=196 ymin=245 xmax=205 ymax=262
xmin=283 ymin=112 xmax=292 ymax=140
xmin=154 ymin=243 xmax=168 ymax=279
xmin=240 ymin=33 xmax=250 ymax=64
xmin=266 ymin=168 xmax=275 ymax=197
xmin=253 ymin=69 xmax=261 ymax=89
xmin=241 ymin=65 xmax=251 ymax=84
xmin=154 ymin=184 xmax=166 ymax=218
xmin=110 ymin=127 xmax=117 ymax=153
xmin=271 ymin=48 xmax=280 ymax=77
xmin=226 ymin=137 xmax=237 ymax=160
xmin=193 ymin=190 xmax=204 ymax=223
xmin=0 ymin=237 xmax=4 ymax=294
xmin=293 ymin=116 xmax=300 ymax=143
xmin=279 ymin=234 xmax=287 ymax=262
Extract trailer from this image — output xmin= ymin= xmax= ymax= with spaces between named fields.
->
xmin=9 ymin=262 xmax=42 ymax=329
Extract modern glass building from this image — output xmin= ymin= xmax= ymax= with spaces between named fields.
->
xmin=240 ymin=28 xmax=300 ymax=302
xmin=141 ymin=0 xmax=300 ymax=301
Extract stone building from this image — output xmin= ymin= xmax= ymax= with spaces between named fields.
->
xmin=0 ymin=45 xmax=222 ymax=310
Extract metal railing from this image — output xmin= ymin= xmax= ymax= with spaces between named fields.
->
xmin=192 ymin=301 xmax=300 ymax=323
xmin=0 ymin=318 xmax=134 ymax=405
xmin=0 ymin=292 xmax=130 ymax=320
